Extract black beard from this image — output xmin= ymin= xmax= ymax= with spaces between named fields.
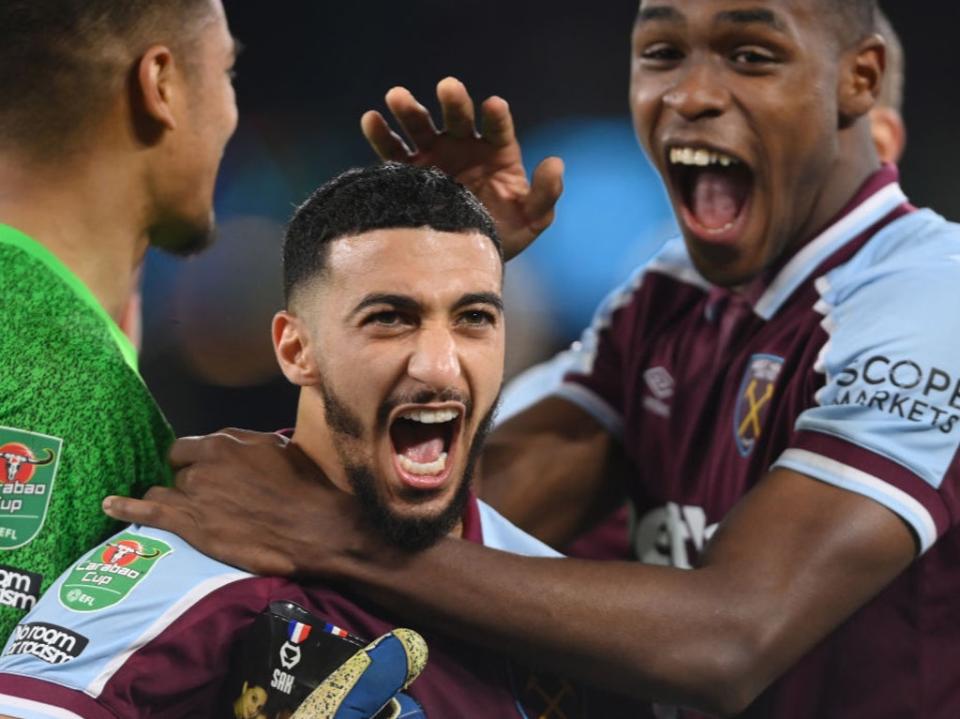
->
xmin=320 ymin=381 xmax=499 ymax=551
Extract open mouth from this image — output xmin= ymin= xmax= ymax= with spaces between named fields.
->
xmin=666 ymin=146 xmax=754 ymax=243
xmin=389 ymin=407 xmax=462 ymax=489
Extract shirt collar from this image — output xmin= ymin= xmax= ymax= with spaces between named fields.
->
xmin=703 ymin=164 xmax=909 ymax=322
xmin=0 ymin=223 xmax=139 ymax=372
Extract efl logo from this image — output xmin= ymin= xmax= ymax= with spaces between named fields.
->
xmin=733 ymin=354 xmax=784 ymax=457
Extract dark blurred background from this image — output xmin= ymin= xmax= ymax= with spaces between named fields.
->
xmin=141 ymin=0 xmax=959 ymax=436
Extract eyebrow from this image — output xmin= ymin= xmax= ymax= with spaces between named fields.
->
xmin=231 ymin=36 xmax=245 ymax=60
xmin=452 ymin=292 xmax=504 ymax=313
xmin=635 ymin=5 xmax=787 ymax=34
xmin=715 ymin=8 xmax=787 ymax=33
xmin=635 ymin=5 xmax=685 ymax=26
xmin=349 ymin=293 xmax=422 ymax=319
xmin=348 ymin=291 xmax=504 ymax=319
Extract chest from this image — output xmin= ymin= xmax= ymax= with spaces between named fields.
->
xmin=619 ymin=289 xmax=827 ymax=560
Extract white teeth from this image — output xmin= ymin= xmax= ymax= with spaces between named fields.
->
xmin=669 ymin=147 xmax=740 ymax=168
xmin=398 ymin=408 xmax=459 ymax=424
xmin=398 ymin=452 xmax=448 ymax=476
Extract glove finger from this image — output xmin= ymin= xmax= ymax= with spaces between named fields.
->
xmin=291 ymin=628 xmax=428 ymax=719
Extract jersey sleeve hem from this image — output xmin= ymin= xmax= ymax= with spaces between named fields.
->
xmin=773 ymin=430 xmax=950 ymax=553
xmin=0 ymin=675 xmax=115 ymax=719
xmin=554 ymin=382 xmax=624 ymax=440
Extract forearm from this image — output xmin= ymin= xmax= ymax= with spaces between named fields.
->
xmin=327 ymin=470 xmax=916 ymax=715
xmin=332 ymin=538 xmax=758 ymax=714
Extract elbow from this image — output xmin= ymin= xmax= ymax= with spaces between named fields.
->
xmin=644 ymin=626 xmax=774 ymax=717
xmin=687 ymin=651 xmax=769 ymax=717
xmin=697 ymin=676 xmax=764 ymax=718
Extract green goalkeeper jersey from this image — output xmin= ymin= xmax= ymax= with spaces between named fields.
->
xmin=0 ymin=224 xmax=174 ymax=639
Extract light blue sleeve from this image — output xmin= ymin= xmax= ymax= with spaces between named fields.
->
xmin=774 ymin=211 xmax=960 ymax=551
xmin=0 ymin=524 xmax=248 ymax=703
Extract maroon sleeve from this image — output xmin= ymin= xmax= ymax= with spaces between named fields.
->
xmin=558 ymin=275 xmax=648 ymax=433
xmin=97 ymin=577 xmax=292 ymax=717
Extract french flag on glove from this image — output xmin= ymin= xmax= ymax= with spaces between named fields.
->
xmin=287 ymin=620 xmax=313 ymax=644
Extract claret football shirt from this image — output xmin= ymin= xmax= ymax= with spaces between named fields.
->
xmin=505 ymin=165 xmax=960 ymax=717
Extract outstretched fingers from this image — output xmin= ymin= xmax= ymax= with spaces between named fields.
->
xmin=437 ymin=76 xmax=477 ymax=139
xmin=361 ymin=110 xmax=412 ymax=162
xmin=385 ymin=86 xmax=440 ymax=154
xmin=479 ymin=95 xmax=516 ymax=148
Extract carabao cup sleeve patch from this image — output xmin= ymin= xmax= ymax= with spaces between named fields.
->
xmin=58 ymin=532 xmax=172 ymax=612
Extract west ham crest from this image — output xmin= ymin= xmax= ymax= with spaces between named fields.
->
xmin=733 ymin=354 xmax=784 ymax=457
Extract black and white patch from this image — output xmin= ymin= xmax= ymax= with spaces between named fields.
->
xmin=0 ymin=564 xmax=42 ymax=612
xmin=5 ymin=622 xmax=88 ymax=664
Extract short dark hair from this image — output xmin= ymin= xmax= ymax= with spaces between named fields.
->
xmin=0 ymin=0 xmax=212 ymax=154
xmin=823 ymin=0 xmax=877 ymax=47
xmin=283 ymin=163 xmax=502 ymax=305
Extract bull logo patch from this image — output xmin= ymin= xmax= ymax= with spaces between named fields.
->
xmin=733 ymin=354 xmax=784 ymax=457
xmin=59 ymin=532 xmax=172 ymax=612
xmin=0 ymin=426 xmax=63 ymax=550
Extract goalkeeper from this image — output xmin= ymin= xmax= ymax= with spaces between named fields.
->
xmin=0 ymin=0 xmax=238 ymax=638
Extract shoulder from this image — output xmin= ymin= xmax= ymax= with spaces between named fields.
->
xmin=0 ymin=526 xmax=258 ymax=695
xmin=821 ymin=210 xmax=960 ymax=312
xmin=815 ymin=210 xmax=960 ymax=376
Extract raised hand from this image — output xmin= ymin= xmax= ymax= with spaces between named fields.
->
xmin=361 ymin=76 xmax=564 ymax=260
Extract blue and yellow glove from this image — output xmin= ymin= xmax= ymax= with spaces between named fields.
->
xmin=291 ymin=628 xmax=428 ymax=719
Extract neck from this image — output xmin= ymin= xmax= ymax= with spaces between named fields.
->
xmin=786 ymin=125 xmax=883 ymax=257
xmin=0 ymin=146 xmax=151 ymax=321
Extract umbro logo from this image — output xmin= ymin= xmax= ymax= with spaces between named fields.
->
xmin=643 ymin=367 xmax=674 ymax=418
xmin=644 ymin=367 xmax=675 ymax=399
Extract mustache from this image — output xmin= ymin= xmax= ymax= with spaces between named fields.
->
xmin=376 ymin=388 xmax=473 ymax=429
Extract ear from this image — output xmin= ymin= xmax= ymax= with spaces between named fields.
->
xmin=838 ymin=35 xmax=885 ymax=126
xmin=273 ymin=311 xmax=320 ymax=387
xmin=134 ymin=45 xmax=179 ymax=132
xmin=869 ymin=106 xmax=907 ymax=164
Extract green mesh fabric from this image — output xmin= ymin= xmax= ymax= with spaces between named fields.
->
xmin=0 ymin=228 xmax=174 ymax=639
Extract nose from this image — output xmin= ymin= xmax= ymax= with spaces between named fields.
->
xmin=662 ymin=62 xmax=730 ymax=121
xmin=407 ymin=326 xmax=462 ymax=389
